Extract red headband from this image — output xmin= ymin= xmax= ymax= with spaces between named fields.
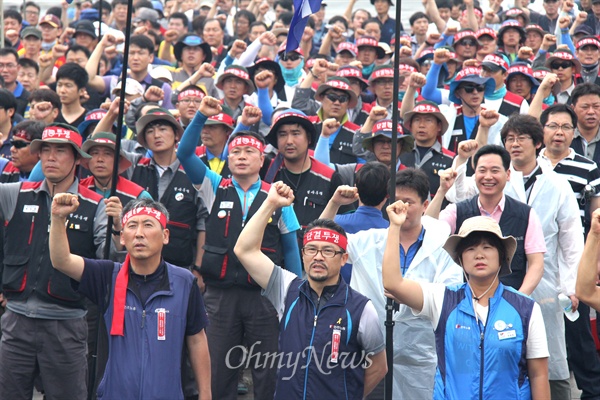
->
xmin=42 ymin=126 xmax=83 ymax=147
xmin=13 ymin=129 xmax=33 ymax=141
xmin=399 ymin=64 xmax=417 ymax=73
xmin=228 ymin=135 xmax=264 ymax=152
xmin=178 ymin=89 xmax=205 ymax=101
xmin=121 ymin=206 xmax=167 ymax=229
xmin=303 ymin=228 xmax=347 ymax=251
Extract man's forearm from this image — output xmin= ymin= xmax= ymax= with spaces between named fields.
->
xmin=518 ymin=253 xmax=544 ymax=295
xmin=187 ymin=331 xmax=212 ymax=400
xmin=320 ymin=200 xmax=341 ymax=220
xmin=363 ymin=351 xmax=387 ymax=397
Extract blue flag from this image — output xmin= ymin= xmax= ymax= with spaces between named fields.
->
xmin=285 ymin=0 xmax=323 ymax=53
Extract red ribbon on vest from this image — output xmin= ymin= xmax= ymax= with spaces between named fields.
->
xmin=110 ymin=254 xmax=130 ymax=336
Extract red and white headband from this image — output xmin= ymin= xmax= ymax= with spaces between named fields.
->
xmin=303 ymin=228 xmax=347 ymax=251
xmin=228 ymin=135 xmax=264 ymax=153
xmin=121 ymin=206 xmax=167 ymax=229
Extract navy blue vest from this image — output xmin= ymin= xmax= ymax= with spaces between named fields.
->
xmin=276 ymin=278 xmax=369 ymax=400
xmin=456 ymin=195 xmax=530 ymax=290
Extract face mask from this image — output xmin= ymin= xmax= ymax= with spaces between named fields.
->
xmin=362 ymin=62 xmax=375 ymax=76
xmin=42 ymin=40 xmax=57 ymax=52
xmin=279 ymin=60 xmax=305 ymax=86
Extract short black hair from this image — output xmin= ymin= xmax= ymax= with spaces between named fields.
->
xmin=274 ymin=0 xmax=293 ymax=11
xmin=352 ymin=9 xmax=371 ymax=20
xmin=192 ymin=15 xmax=206 ymax=34
xmin=122 ymin=198 xmax=170 ymax=226
xmin=436 ymin=0 xmax=452 ymax=9
xmin=540 ymin=103 xmax=578 ymax=130
xmin=329 ymin=15 xmax=349 ymax=29
xmin=570 ymin=82 xmax=600 ymax=106
xmin=455 ymin=231 xmax=509 ymax=272
xmin=66 ymin=44 xmax=92 ymax=60
xmin=135 ymin=1 xmax=153 ymax=11
xmin=0 ymin=89 xmax=17 ymax=111
xmin=473 ymin=144 xmax=511 ymax=171
xmin=305 ymin=218 xmax=347 ymax=242
xmin=112 ymin=0 xmax=128 ymax=6
xmin=250 ymin=21 xmax=268 ymax=31
xmin=130 ymin=34 xmax=155 ymax=53
xmin=92 ymin=0 xmax=112 ymax=12
xmin=22 ymin=1 xmax=41 ymax=13
xmin=500 ymin=114 xmax=544 ymax=154
xmin=56 ymin=63 xmax=89 ymax=89
xmin=4 ymin=9 xmax=23 ymax=24
xmin=29 ymin=88 xmax=61 ymax=110
xmin=202 ymin=18 xmax=225 ymax=31
xmin=355 ymin=162 xmax=390 ymax=206
xmin=279 ymin=11 xmax=294 ymax=26
xmin=0 ymin=48 xmax=19 ymax=62
xmin=235 ymin=9 xmax=256 ymax=25
xmin=11 ymin=120 xmax=45 ymax=141
xmin=18 ymin=58 xmax=39 ymax=74
xmin=46 ymin=6 xmax=63 ymax=19
xmin=362 ymin=18 xmax=383 ymax=30
xmin=170 ymin=11 xmax=189 ymax=26
xmin=410 ymin=11 xmax=429 ymax=26
xmin=395 ymin=168 xmax=430 ymax=203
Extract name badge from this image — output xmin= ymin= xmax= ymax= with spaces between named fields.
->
xmin=498 ymin=330 xmax=516 ymax=340
xmin=23 ymin=205 xmax=39 ymax=213
xmin=219 ymin=201 xmax=234 ymax=209
xmin=452 ymin=129 xmax=463 ymax=136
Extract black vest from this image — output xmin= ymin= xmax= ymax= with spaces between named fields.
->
xmin=196 ymin=146 xmax=233 ymax=179
xmin=497 ymin=92 xmax=525 ymax=118
xmin=201 ymin=179 xmax=283 ymax=289
xmin=312 ymin=120 xmax=360 ymax=165
xmin=456 ymin=195 xmax=530 ymax=290
xmin=447 ymin=110 xmax=480 ymax=154
xmin=400 ymin=147 xmax=454 ymax=198
xmin=80 ymin=176 xmax=145 ymax=208
xmin=0 ymin=162 xmax=21 ymax=183
xmin=571 ymin=135 xmax=600 ymax=166
xmin=3 ymin=182 xmax=101 ymax=308
xmin=131 ymin=159 xmax=198 ymax=267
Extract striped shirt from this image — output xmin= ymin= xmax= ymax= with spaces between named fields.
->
xmin=539 ymin=148 xmax=600 ymax=228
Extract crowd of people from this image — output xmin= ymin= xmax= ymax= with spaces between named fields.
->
xmin=2 ymin=0 xmax=600 ymax=398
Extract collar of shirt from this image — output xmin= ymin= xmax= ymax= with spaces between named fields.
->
xmin=232 ymin=177 xmax=261 ymax=218
xmin=317 ymin=108 xmax=349 ymax=125
xmin=574 ymin=126 xmax=600 ymax=145
xmin=355 ymin=205 xmax=384 ymax=218
xmin=557 ymin=82 xmax=575 ymax=98
xmin=205 ymin=147 xmax=226 ymax=161
xmin=13 ymin=81 xmax=24 ymax=98
xmin=38 ymin=177 xmax=79 ymax=195
xmin=539 ymin=147 xmax=576 ymax=163
xmin=150 ymin=157 xmax=180 ymax=172
xmin=477 ymin=194 xmax=504 ymax=219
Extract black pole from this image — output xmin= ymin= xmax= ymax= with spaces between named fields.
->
xmin=98 ymin=0 xmax=103 ymax=74
xmin=384 ymin=0 xmax=402 ymax=398
xmin=102 ymin=0 xmax=133 ymax=260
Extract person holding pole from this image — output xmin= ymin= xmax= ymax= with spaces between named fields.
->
xmin=234 ymin=181 xmax=387 ymax=400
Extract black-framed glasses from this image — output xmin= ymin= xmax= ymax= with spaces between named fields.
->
xmin=302 ymin=247 xmax=345 ymax=258
xmin=10 ymin=140 xmax=30 ymax=149
xmin=460 ymin=84 xmax=486 ymax=93
xmin=281 ymin=53 xmax=301 ymax=62
xmin=325 ymin=93 xmax=350 ymax=103
xmin=550 ymin=61 xmax=573 ymax=70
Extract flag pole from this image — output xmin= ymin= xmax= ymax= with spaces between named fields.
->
xmin=384 ymin=0 xmax=402 ymax=398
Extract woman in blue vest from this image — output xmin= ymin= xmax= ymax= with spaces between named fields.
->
xmin=382 ymin=206 xmax=550 ymax=400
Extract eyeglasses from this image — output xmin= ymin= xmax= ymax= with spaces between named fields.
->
xmin=302 ymin=247 xmax=345 ymax=258
xmin=544 ymin=123 xmax=575 ymax=133
xmin=504 ymin=134 xmax=533 ymax=144
xmin=280 ymin=53 xmax=301 ymax=62
xmin=179 ymin=98 xmax=203 ymax=105
xmin=325 ymin=93 xmax=350 ymax=103
xmin=460 ymin=84 xmax=486 ymax=93
xmin=375 ymin=78 xmax=394 ymax=86
xmin=10 ymin=140 xmax=30 ymax=149
xmin=457 ymin=39 xmax=477 ymax=47
xmin=0 ymin=63 xmax=17 ymax=70
xmin=550 ymin=61 xmax=573 ymax=70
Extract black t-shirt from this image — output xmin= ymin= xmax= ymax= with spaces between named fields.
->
xmin=54 ymin=109 xmax=87 ymax=129
xmin=78 ymin=258 xmax=208 ymax=336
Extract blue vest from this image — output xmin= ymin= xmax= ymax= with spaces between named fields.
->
xmin=97 ymin=262 xmax=195 ymax=400
xmin=456 ymin=195 xmax=530 ymax=290
xmin=277 ymin=277 xmax=369 ymax=400
xmin=434 ymin=283 xmax=534 ymax=400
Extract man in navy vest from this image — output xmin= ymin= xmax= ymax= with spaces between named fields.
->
xmin=234 ymin=181 xmax=387 ymax=400
xmin=48 ymin=197 xmax=211 ymax=400
xmin=429 ymin=143 xmax=546 ymax=295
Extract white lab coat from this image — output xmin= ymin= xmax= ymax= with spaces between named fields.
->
xmin=347 ymin=217 xmax=463 ymax=399
xmin=444 ymin=160 xmax=583 ymax=380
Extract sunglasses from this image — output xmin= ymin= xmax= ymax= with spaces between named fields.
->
xmin=10 ymin=140 xmax=30 ymax=149
xmin=280 ymin=53 xmax=301 ymax=62
xmin=550 ymin=61 xmax=573 ymax=69
xmin=325 ymin=93 xmax=350 ymax=103
xmin=460 ymin=84 xmax=486 ymax=93
xmin=457 ymin=39 xmax=477 ymax=47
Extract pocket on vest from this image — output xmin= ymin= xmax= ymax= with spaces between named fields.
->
xmin=48 ymin=269 xmax=81 ymax=302
xmin=2 ymin=254 xmax=29 ymax=293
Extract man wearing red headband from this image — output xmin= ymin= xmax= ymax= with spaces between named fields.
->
xmin=177 ymin=96 xmax=302 ymax=400
xmin=0 ymin=123 xmax=113 ymax=399
xmin=234 ymin=181 xmax=387 ymax=400
xmin=48 ymin=197 xmax=211 ymax=400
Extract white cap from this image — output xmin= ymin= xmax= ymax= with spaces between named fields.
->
xmin=112 ymin=78 xmax=145 ymax=96
xmin=149 ymin=66 xmax=173 ymax=83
